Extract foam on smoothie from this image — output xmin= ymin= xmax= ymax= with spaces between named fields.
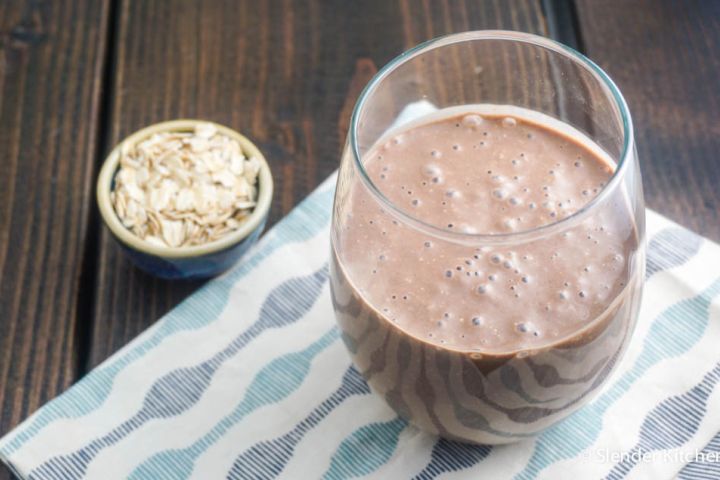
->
xmin=335 ymin=106 xmax=635 ymax=354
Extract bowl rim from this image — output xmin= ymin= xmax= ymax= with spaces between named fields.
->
xmin=97 ymin=119 xmax=273 ymax=259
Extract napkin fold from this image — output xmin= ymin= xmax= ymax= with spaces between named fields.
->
xmin=1 ymin=173 xmax=719 ymax=480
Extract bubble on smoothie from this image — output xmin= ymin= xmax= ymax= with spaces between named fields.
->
xmin=424 ymin=241 xmax=432 ymax=248
xmin=515 ymin=322 xmax=533 ymax=333
xmin=509 ymin=197 xmax=521 ymax=205
xmin=445 ymin=270 xmax=453 ymax=278
xmin=411 ymin=199 xmax=421 ymax=206
xmin=446 ymin=189 xmax=460 ymax=198
xmin=423 ymin=164 xmax=441 ymax=177
xmin=452 ymin=144 xmax=462 ymax=151
xmin=490 ymin=254 xmax=502 ymax=264
xmin=493 ymin=189 xmax=507 ymax=199
xmin=502 ymin=117 xmax=517 ymax=127
xmin=476 ymin=284 xmax=488 ymax=294
xmin=430 ymin=150 xmax=442 ymax=158
xmin=558 ymin=291 xmax=569 ymax=300
xmin=465 ymin=316 xmax=482 ymax=328
xmin=462 ymin=114 xmax=483 ymax=127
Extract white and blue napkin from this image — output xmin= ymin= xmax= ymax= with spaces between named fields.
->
xmin=1 ymin=171 xmax=719 ymax=479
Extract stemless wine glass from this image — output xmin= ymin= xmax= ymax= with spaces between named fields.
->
xmin=330 ymin=31 xmax=644 ymax=444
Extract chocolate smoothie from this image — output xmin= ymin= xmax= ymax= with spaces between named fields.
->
xmin=330 ymin=106 xmax=643 ymax=444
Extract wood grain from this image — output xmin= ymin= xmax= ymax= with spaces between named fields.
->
xmin=575 ymin=0 xmax=720 ymax=241
xmin=87 ymin=0 xmax=550 ymax=367
xmin=1 ymin=1 xmax=717 ymax=477
xmin=0 ymin=0 xmax=109 ymax=477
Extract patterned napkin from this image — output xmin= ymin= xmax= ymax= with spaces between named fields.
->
xmin=1 ymin=172 xmax=720 ymax=479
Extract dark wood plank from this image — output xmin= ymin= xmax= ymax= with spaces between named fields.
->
xmin=575 ymin=0 xmax=720 ymax=240
xmin=88 ymin=0 xmax=550 ymax=368
xmin=0 ymin=0 xmax=109 ymax=476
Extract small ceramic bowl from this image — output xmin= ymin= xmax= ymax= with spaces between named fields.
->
xmin=97 ymin=119 xmax=273 ymax=279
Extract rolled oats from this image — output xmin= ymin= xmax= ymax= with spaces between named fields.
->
xmin=112 ymin=123 xmax=260 ymax=248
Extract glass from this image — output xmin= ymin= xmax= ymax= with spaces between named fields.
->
xmin=330 ymin=31 xmax=645 ymax=444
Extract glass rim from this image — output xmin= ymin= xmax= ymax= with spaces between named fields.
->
xmin=349 ymin=30 xmax=635 ymax=245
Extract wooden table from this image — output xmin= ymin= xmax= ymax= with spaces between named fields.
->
xmin=0 ymin=1 xmax=717 ymax=477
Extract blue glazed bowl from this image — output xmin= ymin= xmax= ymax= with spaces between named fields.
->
xmin=97 ymin=120 xmax=273 ymax=279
